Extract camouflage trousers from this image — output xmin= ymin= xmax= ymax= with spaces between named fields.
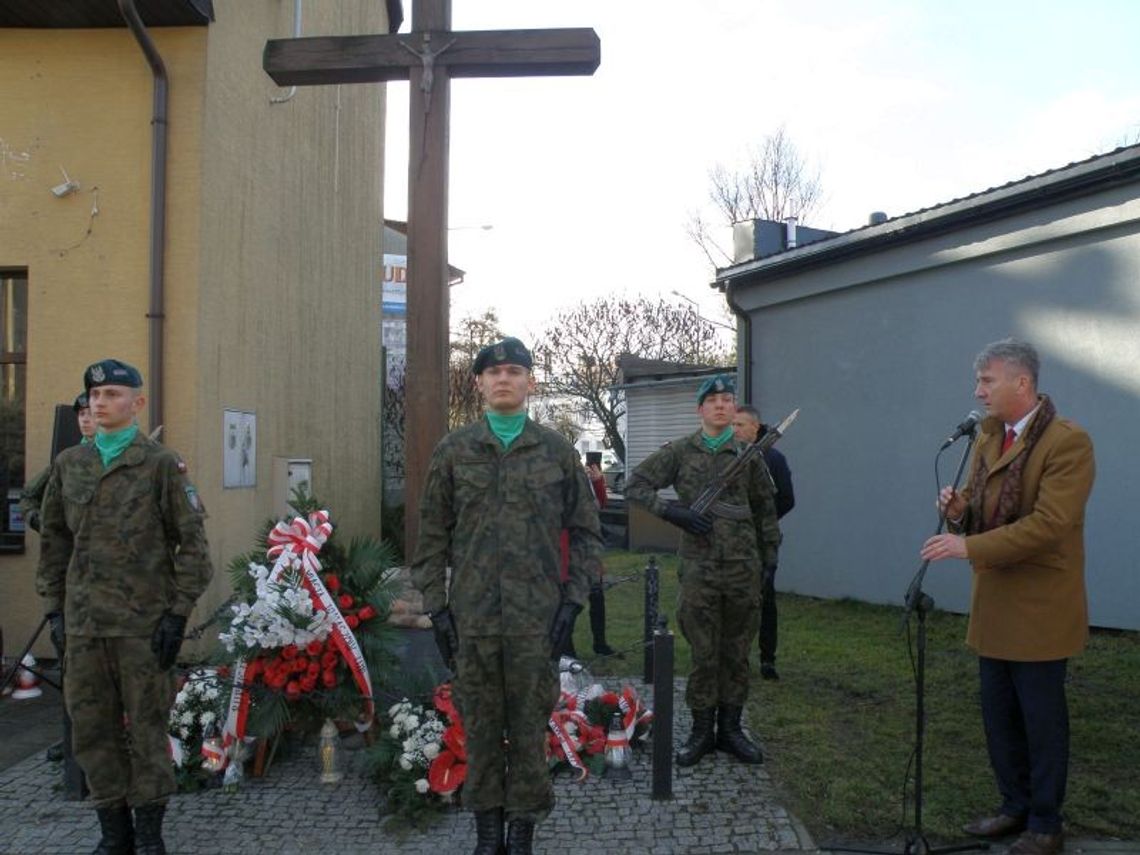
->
xmin=65 ymin=635 xmax=176 ymax=809
xmin=677 ymin=558 xmax=762 ymax=710
xmin=453 ymin=633 xmax=560 ymax=823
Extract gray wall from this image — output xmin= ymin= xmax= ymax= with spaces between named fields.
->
xmin=737 ymin=186 xmax=1140 ymax=630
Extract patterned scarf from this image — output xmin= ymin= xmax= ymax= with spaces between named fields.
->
xmin=966 ymin=395 xmax=1055 ymax=534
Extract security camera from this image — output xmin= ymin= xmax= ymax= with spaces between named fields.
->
xmin=51 ymin=180 xmax=80 ymax=198
xmin=50 ymin=166 xmax=80 ymax=198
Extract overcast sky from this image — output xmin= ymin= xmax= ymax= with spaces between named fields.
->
xmin=382 ymin=1 xmax=1140 ymax=346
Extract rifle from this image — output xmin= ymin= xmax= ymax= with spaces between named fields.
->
xmin=690 ymin=408 xmax=799 ymax=516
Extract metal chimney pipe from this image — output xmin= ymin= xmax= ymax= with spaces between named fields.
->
xmin=784 ymin=216 xmax=798 ymax=249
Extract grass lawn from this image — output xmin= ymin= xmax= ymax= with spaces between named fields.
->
xmin=573 ymin=550 xmax=1140 ymax=844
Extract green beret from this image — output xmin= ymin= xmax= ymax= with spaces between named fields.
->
xmin=72 ymin=392 xmax=89 ymax=412
xmin=84 ymin=358 xmax=143 ymax=391
xmin=696 ymin=373 xmax=735 ymax=405
xmin=472 ymin=337 xmax=533 ymax=375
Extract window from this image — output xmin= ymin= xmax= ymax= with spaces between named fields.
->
xmin=1 ymin=270 xmax=28 ymax=552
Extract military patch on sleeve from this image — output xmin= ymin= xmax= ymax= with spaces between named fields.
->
xmin=184 ymin=484 xmax=203 ymax=512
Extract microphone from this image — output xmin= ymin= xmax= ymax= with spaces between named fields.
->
xmin=939 ymin=410 xmax=983 ymax=450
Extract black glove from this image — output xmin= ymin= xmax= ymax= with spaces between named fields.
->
xmin=662 ymin=502 xmax=714 ymax=536
xmin=548 ymin=601 xmax=583 ymax=659
xmin=429 ymin=608 xmax=459 ymax=670
xmin=47 ymin=612 xmax=66 ymax=660
xmin=26 ymin=509 xmax=41 ymax=533
xmin=151 ymin=611 xmax=187 ymax=671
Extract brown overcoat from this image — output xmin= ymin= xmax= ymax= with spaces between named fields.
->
xmin=953 ymin=402 xmax=1095 ymax=661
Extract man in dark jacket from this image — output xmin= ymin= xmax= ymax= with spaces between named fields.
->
xmin=733 ymin=404 xmax=795 ymax=679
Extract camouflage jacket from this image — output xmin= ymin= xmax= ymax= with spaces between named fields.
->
xmin=36 ymin=433 xmax=213 ymax=637
xmin=411 ymin=417 xmax=603 ymax=637
xmin=18 ymin=465 xmax=51 ymax=532
xmin=626 ymin=430 xmax=781 ymax=565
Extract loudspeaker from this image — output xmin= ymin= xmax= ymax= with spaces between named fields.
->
xmin=51 ymin=405 xmax=82 ymax=459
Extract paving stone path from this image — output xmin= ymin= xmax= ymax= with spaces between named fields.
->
xmin=0 ymin=678 xmax=816 ymax=855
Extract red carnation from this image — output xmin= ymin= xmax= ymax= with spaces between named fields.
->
xmin=307 ymin=662 xmax=320 ymax=678
xmin=345 ymin=614 xmax=360 ymax=629
xmin=338 ymin=594 xmax=354 ymax=610
xmin=306 ymin=640 xmax=322 ymax=656
xmin=217 ymin=665 xmax=231 ymax=679
xmin=285 ymin=680 xmax=301 ymax=699
xmin=357 ymin=605 xmax=377 ymax=621
xmin=321 ymin=652 xmax=338 ymax=669
xmin=322 ymin=670 xmax=338 ymax=688
xmin=300 ymin=675 xmax=317 ymax=693
xmin=600 ymin=692 xmax=619 ymax=707
xmin=324 ymin=574 xmax=341 ymax=593
xmin=281 ymin=644 xmax=298 ymax=660
xmin=244 ymin=660 xmax=262 ymax=681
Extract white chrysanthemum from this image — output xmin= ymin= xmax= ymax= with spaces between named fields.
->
xmin=406 ymin=715 xmax=420 ymax=731
xmin=423 ymin=742 xmax=440 ymax=760
xmin=389 ymin=725 xmax=400 ymax=738
xmin=399 ymin=756 xmax=413 ymax=771
xmin=200 ymin=711 xmax=216 ymax=727
xmin=402 ymin=738 xmax=416 ymax=752
xmin=414 ymin=778 xmax=429 ymax=794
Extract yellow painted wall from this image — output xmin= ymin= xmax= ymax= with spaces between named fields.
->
xmin=0 ymin=25 xmax=206 ymax=658
xmin=0 ymin=0 xmax=387 ymax=658
xmin=192 ymin=0 xmax=387 ymax=639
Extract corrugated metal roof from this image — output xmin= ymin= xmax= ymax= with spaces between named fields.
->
xmin=0 ymin=0 xmax=213 ymax=28
xmin=715 ymin=142 xmax=1140 ymax=286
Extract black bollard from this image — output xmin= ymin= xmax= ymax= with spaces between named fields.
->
xmin=651 ymin=613 xmax=674 ymax=800
xmin=643 ymin=556 xmax=659 ymax=683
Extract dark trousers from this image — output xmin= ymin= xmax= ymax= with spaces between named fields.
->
xmin=758 ymin=565 xmax=777 ymax=664
xmin=978 ymin=656 xmax=1069 ymax=834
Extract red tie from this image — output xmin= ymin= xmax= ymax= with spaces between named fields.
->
xmin=1001 ymin=427 xmax=1016 ymax=454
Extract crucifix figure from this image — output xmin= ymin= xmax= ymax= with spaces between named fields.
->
xmin=264 ymin=1 xmax=600 ymax=552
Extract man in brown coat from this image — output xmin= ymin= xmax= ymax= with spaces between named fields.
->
xmin=922 ymin=338 xmax=1094 ymax=855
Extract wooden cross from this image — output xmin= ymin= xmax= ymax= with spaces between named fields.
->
xmin=264 ymin=1 xmax=600 ymax=552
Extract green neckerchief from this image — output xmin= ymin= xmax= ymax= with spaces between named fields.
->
xmin=485 ymin=411 xmax=526 ymax=449
xmin=700 ymin=426 xmax=735 ymax=452
xmin=80 ymin=436 xmax=92 ymax=446
xmin=95 ymin=424 xmax=139 ymax=468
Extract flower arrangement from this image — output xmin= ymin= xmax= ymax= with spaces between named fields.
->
xmin=548 ymin=679 xmax=653 ymax=779
xmin=367 ymin=683 xmax=466 ymax=830
xmin=216 ymin=491 xmax=399 ymax=745
xmin=167 ymin=667 xmax=228 ymax=791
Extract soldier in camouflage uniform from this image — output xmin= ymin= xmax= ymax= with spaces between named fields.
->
xmin=626 ymin=374 xmax=780 ymax=767
xmin=19 ymin=391 xmax=96 ymax=533
xmin=36 ymin=359 xmax=213 ymax=855
xmin=412 ymin=337 xmax=603 ymax=855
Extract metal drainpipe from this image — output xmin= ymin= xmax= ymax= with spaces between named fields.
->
xmin=722 ymin=277 xmax=754 ymax=404
xmin=270 ymin=0 xmax=302 ymax=104
xmin=118 ymin=0 xmax=167 ymax=435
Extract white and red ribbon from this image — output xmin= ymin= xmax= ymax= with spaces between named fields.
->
xmin=223 ymin=510 xmax=374 ymax=754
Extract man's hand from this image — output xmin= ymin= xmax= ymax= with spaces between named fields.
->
xmin=937 ymin=486 xmax=967 ymax=522
xmin=662 ymin=502 xmax=714 ymax=536
xmin=151 ymin=612 xmax=187 ymax=671
xmin=921 ymin=534 xmax=968 ymax=562
xmin=47 ymin=612 xmax=66 ymax=660
xmin=548 ymin=601 xmax=583 ymax=659
xmin=429 ymin=608 xmax=459 ymax=671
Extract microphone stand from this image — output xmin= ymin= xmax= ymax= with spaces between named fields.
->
xmin=822 ymin=429 xmax=987 ymax=855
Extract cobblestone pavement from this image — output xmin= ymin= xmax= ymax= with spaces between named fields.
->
xmin=1 ymin=679 xmax=816 ymax=855
xmin=1 ymin=678 xmax=1134 ymax=855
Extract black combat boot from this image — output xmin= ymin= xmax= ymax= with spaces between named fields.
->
xmin=505 ymin=819 xmax=536 ymax=855
xmin=133 ymin=803 xmax=167 ymax=855
xmin=472 ymin=807 xmax=505 ymax=855
xmin=716 ymin=705 xmax=764 ymax=764
xmin=92 ymin=805 xmax=133 ymax=855
xmin=675 ymin=707 xmax=717 ymax=767
xmin=588 ymin=587 xmax=618 ymax=656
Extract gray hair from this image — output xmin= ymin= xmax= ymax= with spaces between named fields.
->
xmin=735 ymin=404 xmax=761 ymax=421
xmin=973 ymin=337 xmax=1039 ymax=387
